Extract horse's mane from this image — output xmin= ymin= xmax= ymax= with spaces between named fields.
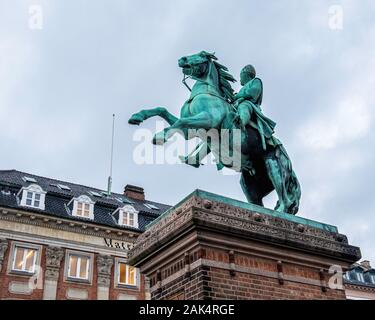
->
xmin=213 ymin=60 xmax=236 ymax=103
xmin=202 ymin=52 xmax=236 ymax=103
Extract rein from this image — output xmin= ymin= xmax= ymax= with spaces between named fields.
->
xmin=182 ymin=74 xmax=192 ymax=92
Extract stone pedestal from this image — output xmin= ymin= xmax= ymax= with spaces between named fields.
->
xmin=128 ymin=190 xmax=361 ymax=300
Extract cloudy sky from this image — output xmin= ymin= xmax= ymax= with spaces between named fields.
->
xmin=1 ymin=0 xmax=374 ymax=263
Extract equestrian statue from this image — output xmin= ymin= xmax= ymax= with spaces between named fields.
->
xmin=128 ymin=51 xmax=301 ymax=214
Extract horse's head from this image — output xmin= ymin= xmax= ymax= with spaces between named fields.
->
xmin=179 ymin=51 xmax=236 ymax=102
xmin=178 ymin=51 xmax=217 ymax=79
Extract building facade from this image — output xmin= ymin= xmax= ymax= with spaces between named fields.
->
xmin=344 ymin=260 xmax=375 ymax=300
xmin=0 ymin=169 xmax=372 ymax=300
xmin=0 ymin=170 xmax=169 ymax=300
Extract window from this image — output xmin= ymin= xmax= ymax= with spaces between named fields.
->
xmin=356 ymin=271 xmax=365 ymax=282
xmin=123 ymin=211 xmax=135 ymax=226
xmin=89 ymin=191 xmax=102 ymax=198
xmin=26 ymin=191 xmax=40 ymax=207
xmin=371 ymin=274 xmax=375 ymax=284
xmin=116 ymin=197 xmax=134 ymax=205
xmin=12 ymin=246 xmax=37 ymax=273
xmin=58 ymin=184 xmax=71 ymax=191
xmin=19 ymin=184 xmax=46 ymax=210
xmin=118 ymin=205 xmax=138 ymax=228
xmin=144 ymin=203 xmax=160 ymax=210
xmin=67 ymin=254 xmax=90 ymax=280
xmin=22 ymin=176 xmax=37 ymax=183
xmin=70 ymin=195 xmax=95 ymax=220
xmin=77 ymin=202 xmax=91 ymax=218
xmin=117 ymin=261 xmax=137 ymax=286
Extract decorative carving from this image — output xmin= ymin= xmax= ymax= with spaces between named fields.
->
xmin=229 ymin=250 xmax=236 ymax=277
xmin=46 ymin=246 xmax=65 ymax=268
xmin=129 ymin=194 xmax=361 ymax=264
xmin=203 ymin=200 xmax=213 ymax=209
xmin=0 ymin=238 xmax=9 ymax=273
xmin=97 ymin=254 xmax=113 ymax=287
xmin=253 ymin=213 xmax=264 ymax=222
xmin=45 ymin=246 xmax=64 ymax=280
xmin=277 ymin=261 xmax=284 ymax=285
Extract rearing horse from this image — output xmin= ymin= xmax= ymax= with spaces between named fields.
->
xmin=129 ymin=51 xmax=301 ymax=214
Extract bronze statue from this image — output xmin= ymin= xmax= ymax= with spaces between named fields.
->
xmin=129 ymin=51 xmax=301 ymax=214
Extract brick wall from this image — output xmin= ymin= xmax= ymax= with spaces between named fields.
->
xmin=150 ymin=247 xmax=346 ymax=300
xmin=205 ymin=266 xmax=344 ymax=300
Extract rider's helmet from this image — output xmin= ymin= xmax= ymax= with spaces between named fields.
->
xmin=240 ymin=65 xmax=256 ymax=85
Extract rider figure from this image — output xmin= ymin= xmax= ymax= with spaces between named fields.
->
xmin=234 ymin=65 xmax=294 ymax=212
xmin=234 ymin=65 xmax=276 ymax=151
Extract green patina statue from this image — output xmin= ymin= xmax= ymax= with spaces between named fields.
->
xmin=129 ymin=51 xmax=301 ymax=214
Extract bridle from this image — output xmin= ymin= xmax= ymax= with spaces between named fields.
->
xmin=181 ymin=60 xmax=215 ymax=93
xmin=182 ymin=74 xmax=192 ymax=92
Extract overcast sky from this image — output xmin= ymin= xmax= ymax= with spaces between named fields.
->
xmin=1 ymin=0 xmax=374 ymax=264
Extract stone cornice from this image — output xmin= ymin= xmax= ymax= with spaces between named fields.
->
xmin=129 ymin=194 xmax=361 ymax=265
xmin=344 ymin=282 xmax=375 ymax=292
xmin=0 ymin=206 xmax=139 ymax=242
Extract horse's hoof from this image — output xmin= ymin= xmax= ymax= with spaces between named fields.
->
xmin=128 ymin=114 xmax=144 ymax=125
xmin=152 ymin=134 xmax=166 ymax=145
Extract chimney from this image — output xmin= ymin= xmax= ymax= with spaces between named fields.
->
xmin=124 ymin=184 xmax=145 ymax=201
xmin=360 ymin=260 xmax=372 ymax=270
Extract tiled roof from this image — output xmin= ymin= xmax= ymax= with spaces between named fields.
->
xmin=0 ymin=170 xmax=170 ymax=232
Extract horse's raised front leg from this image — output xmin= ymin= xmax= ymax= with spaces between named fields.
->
xmin=128 ymin=107 xmax=178 ymax=126
xmin=153 ymin=111 xmax=216 ymax=145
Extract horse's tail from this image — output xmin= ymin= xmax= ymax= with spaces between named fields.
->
xmin=276 ymin=144 xmax=301 ymax=215
xmin=286 ymin=169 xmax=301 ymax=215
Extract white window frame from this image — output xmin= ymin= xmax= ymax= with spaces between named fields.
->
xmin=7 ymin=242 xmax=42 ymax=276
xmin=70 ymin=195 xmax=95 ymax=220
xmin=370 ymin=274 xmax=375 ymax=284
xmin=12 ymin=246 xmax=37 ymax=273
xmin=115 ymin=258 xmax=139 ymax=287
xmin=118 ymin=205 xmax=138 ymax=228
xmin=64 ymin=250 xmax=93 ymax=283
xmin=18 ymin=184 xmax=46 ymax=210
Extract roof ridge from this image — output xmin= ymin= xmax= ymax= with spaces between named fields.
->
xmin=0 ymin=169 xmax=171 ymax=206
xmin=0 ymin=169 xmax=125 ymax=197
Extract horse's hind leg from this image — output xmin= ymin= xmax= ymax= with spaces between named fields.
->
xmin=240 ymin=171 xmax=264 ymax=207
xmin=264 ymin=157 xmax=292 ymax=213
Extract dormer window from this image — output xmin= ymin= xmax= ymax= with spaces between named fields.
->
xmin=70 ymin=195 xmax=95 ymax=220
xmin=116 ymin=205 xmax=138 ymax=228
xmin=19 ymin=184 xmax=46 ymax=210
